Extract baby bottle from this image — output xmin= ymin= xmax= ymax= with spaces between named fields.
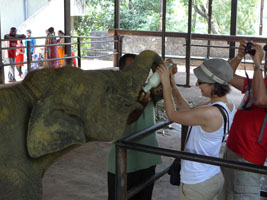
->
xmin=143 ymin=62 xmax=173 ymax=93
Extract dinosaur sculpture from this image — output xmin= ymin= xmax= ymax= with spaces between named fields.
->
xmin=0 ymin=50 xmax=163 ymax=199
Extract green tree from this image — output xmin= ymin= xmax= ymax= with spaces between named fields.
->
xmin=74 ymin=0 xmax=177 ymax=34
xmin=74 ymin=0 xmax=114 ymax=36
xmin=74 ymin=0 xmax=259 ymax=36
xmin=179 ymin=0 xmax=258 ymax=35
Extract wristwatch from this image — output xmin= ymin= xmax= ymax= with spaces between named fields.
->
xmin=254 ymin=65 xmax=264 ymax=71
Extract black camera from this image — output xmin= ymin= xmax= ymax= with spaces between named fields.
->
xmin=245 ymin=42 xmax=256 ymax=56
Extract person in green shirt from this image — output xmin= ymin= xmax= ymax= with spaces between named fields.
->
xmin=107 ymin=53 xmax=170 ymax=200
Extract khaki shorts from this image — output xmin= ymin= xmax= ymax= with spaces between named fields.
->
xmin=178 ymin=172 xmax=224 ymax=200
xmin=219 ymin=147 xmax=261 ymax=200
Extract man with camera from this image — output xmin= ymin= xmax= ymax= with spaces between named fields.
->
xmin=220 ymin=40 xmax=266 ymax=200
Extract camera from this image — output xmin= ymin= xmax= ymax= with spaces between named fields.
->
xmin=245 ymin=42 xmax=256 ymax=56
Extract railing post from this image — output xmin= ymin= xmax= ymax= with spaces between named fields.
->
xmin=0 ymin=15 xmax=4 ymax=84
xmin=0 ymin=40 xmax=4 ymax=84
xmin=64 ymin=0 xmax=72 ymax=66
xmin=113 ymin=31 xmax=119 ymax=67
xmin=185 ymin=0 xmax=192 ymax=87
xmin=264 ymin=43 xmax=267 ymax=78
xmin=229 ymin=0 xmax=238 ymax=59
xmin=161 ymin=0 xmax=166 ymax=60
xmin=118 ymin=36 xmax=123 ymax=61
xmin=206 ymin=0 xmax=213 ymax=59
xmin=115 ymin=142 xmax=127 ymax=200
xmin=77 ymin=37 xmax=81 ymax=68
xmin=27 ymin=41 xmax=31 ymax=73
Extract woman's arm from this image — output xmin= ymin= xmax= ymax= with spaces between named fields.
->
xmin=170 ymin=74 xmax=191 ymax=111
xmin=251 ymin=43 xmax=267 ymax=107
xmin=229 ymin=40 xmax=247 ymax=91
xmin=157 ymin=64 xmax=222 ymax=131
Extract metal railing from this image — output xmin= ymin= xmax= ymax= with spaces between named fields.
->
xmin=115 ymin=120 xmax=267 ymax=200
xmin=0 ymin=34 xmax=118 ymax=84
xmin=108 ymin=29 xmax=267 ymax=87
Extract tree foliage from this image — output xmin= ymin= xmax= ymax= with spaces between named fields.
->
xmin=74 ymin=0 xmax=260 ymax=36
xmin=179 ymin=0 xmax=258 ymax=35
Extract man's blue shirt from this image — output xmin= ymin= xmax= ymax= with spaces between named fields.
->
xmin=24 ymin=36 xmax=36 ymax=54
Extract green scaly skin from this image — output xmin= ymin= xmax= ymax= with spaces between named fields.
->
xmin=0 ymin=50 xmax=163 ymax=199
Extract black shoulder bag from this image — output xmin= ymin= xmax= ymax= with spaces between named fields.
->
xmin=168 ymin=126 xmax=192 ymax=186
xmin=168 ymin=104 xmax=229 ymax=186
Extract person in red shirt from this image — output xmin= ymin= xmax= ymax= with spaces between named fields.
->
xmin=4 ymin=27 xmax=25 ymax=82
xmin=220 ymin=41 xmax=266 ymax=200
xmin=15 ymin=40 xmax=25 ymax=78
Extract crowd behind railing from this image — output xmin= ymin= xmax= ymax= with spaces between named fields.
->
xmin=0 ymin=27 xmax=117 ymax=83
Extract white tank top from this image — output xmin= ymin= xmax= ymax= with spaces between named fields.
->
xmin=180 ymin=101 xmax=236 ymax=184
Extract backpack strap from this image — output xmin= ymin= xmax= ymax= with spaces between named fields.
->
xmin=213 ymin=104 xmax=229 ymax=142
xmin=258 ymin=109 xmax=267 ymax=143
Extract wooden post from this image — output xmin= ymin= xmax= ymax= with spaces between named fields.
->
xmin=114 ymin=32 xmax=119 ymax=67
xmin=0 ymin=13 xmax=4 ymax=84
xmin=185 ymin=0 xmax=192 ymax=87
xmin=161 ymin=0 xmax=166 ymax=60
xmin=229 ymin=0 xmax=237 ymax=59
xmin=259 ymin=0 xmax=264 ymax=35
xmin=207 ymin=0 xmax=213 ymax=59
xmin=77 ymin=37 xmax=81 ymax=68
xmin=64 ymin=0 xmax=72 ymax=66
xmin=113 ymin=0 xmax=120 ymax=67
xmin=115 ymin=143 xmax=127 ymax=200
xmin=27 ymin=41 xmax=31 ymax=73
xmin=264 ymin=44 xmax=267 ymax=78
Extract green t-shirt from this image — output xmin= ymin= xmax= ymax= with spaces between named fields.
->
xmin=107 ymin=102 xmax=162 ymax=173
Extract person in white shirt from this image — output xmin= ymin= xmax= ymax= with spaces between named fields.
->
xmin=157 ymin=59 xmax=236 ymax=200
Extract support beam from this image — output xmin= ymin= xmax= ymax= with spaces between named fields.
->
xmin=115 ymin=143 xmax=127 ymax=200
xmin=64 ymin=0 xmax=72 ymax=66
xmin=113 ymin=0 xmax=120 ymax=67
xmin=185 ymin=0 xmax=192 ymax=87
xmin=229 ymin=0 xmax=238 ymax=59
xmin=259 ymin=0 xmax=264 ymax=35
xmin=161 ymin=0 xmax=166 ymax=60
xmin=108 ymin=29 xmax=267 ymax=43
xmin=206 ymin=0 xmax=213 ymax=59
xmin=0 ymin=13 xmax=4 ymax=84
xmin=24 ymin=0 xmax=28 ymax=20
xmin=114 ymin=0 xmax=120 ymax=29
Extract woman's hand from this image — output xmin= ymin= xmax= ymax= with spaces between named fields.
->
xmin=165 ymin=58 xmax=178 ymax=75
xmin=237 ymin=39 xmax=247 ymax=58
xmin=251 ymin=43 xmax=264 ymax=66
xmin=156 ymin=63 xmax=170 ymax=86
xmin=170 ymin=64 xmax=178 ymax=88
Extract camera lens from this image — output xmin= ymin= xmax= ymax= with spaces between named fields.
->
xmin=245 ymin=42 xmax=256 ymax=56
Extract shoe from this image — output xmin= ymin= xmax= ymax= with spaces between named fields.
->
xmin=8 ymin=79 xmax=16 ymax=82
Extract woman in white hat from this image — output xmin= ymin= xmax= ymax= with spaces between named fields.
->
xmin=157 ymin=59 xmax=236 ymax=200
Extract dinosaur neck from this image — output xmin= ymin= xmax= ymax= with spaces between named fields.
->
xmin=123 ymin=50 xmax=164 ymax=95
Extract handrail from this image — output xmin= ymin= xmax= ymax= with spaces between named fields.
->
xmin=0 ymin=35 xmax=117 ymax=75
xmin=0 ymin=35 xmax=114 ymax=41
xmin=108 ymin=29 xmax=267 ymax=43
xmin=115 ymin=120 xmax=267 ymax=199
